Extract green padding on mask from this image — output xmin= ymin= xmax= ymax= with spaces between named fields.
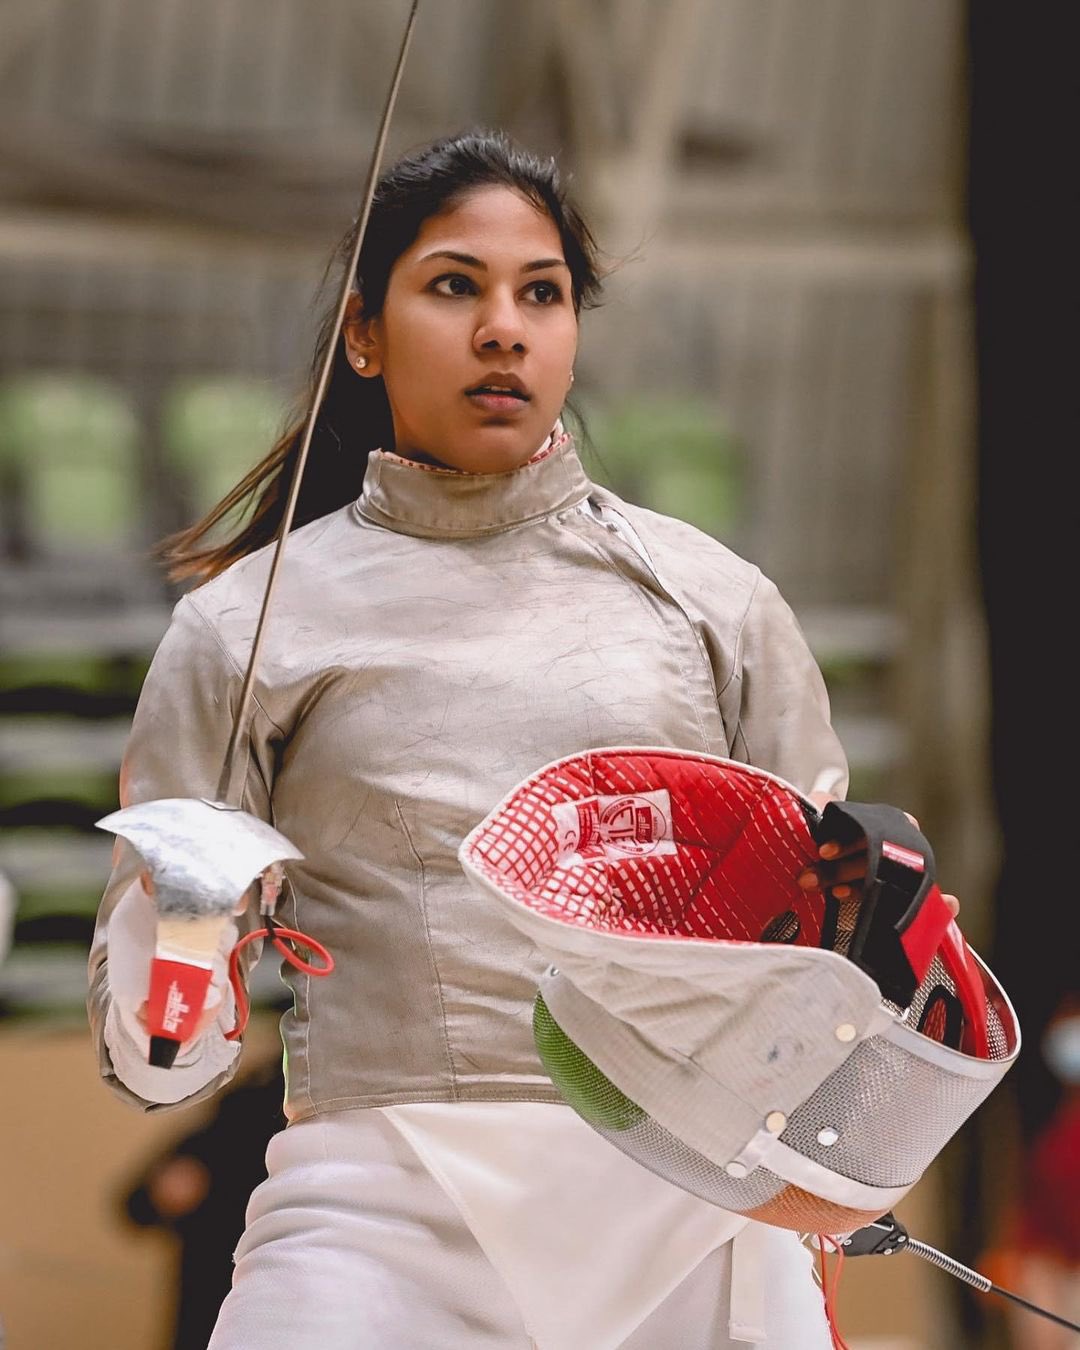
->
xmin=533 ymin=992 xmax=645 ymax=1132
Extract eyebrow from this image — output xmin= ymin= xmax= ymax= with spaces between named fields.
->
xmin=419 ymin=250 xmax=568 ymax=273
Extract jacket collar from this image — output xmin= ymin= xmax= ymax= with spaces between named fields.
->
xmin=355 ymin=434 xmax=592 ymax=539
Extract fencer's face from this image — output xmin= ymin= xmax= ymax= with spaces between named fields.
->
xmin=343 ymin=186 xmax=578 ymax=474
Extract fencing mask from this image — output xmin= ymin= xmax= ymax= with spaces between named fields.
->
xmin=460 ymin=747 xmax=1018 ymax=1234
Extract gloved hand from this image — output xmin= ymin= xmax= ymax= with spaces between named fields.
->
xmin=105 ymin=873 xmax=239 ymax=1061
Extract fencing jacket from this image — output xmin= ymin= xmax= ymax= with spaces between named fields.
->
xmin=87 ymin=433 xmax=848 ymax=1122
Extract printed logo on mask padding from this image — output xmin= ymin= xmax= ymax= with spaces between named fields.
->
xmin=552 ymin=790 xmax=676 ymax=865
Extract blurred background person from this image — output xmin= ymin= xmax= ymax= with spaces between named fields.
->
xmin=979 ymin=997 xmax=1080 ymax=1349
xmin=120 ymin=1050 xmax=286 ymax=1350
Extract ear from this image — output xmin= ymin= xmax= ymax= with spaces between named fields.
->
xmin=341 ymin=291 xmax=383 ymax=378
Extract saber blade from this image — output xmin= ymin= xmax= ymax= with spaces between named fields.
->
xmin=215 ymin=0 xmax=421 ymax=806
xmin=905 ymin=1238 xmax=1080 ymax=1335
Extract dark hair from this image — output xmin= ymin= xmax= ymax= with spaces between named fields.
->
xmin=162 ymin=128 xmax=603 ymax=583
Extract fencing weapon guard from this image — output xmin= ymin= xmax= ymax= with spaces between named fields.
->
xmin=96 ymin=799 xmax=304 ymax=1064
xmin=460 ymin=746 xmax=1020 ymax=1235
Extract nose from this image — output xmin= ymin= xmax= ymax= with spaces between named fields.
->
xmin=473 ymin=287 xmax=526 ymax=354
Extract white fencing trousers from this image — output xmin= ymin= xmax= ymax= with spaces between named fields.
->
xmin=208 ymin=1111 xmax=833 ymax=1350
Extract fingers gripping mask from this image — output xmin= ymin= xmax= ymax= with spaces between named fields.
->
xmin=459 ymin=748 xmax=1019 ymax=1235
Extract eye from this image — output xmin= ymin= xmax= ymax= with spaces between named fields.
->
xmin=431 ymin=273 xmax=477 ymax=297
xmin=527 ymin=279 xmax=563 ymax=306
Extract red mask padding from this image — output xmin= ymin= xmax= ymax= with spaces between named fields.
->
xmin=468 ymin=748 xmax=973 ymax=1034
xmin=474 ymin=748 xmax=827 ymax=943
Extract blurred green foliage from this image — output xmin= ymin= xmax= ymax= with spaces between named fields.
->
xmin=0 ymin=653 xmax=148 ymax=698
xmin=0 ymin=655 xmax=106 ymax=691
xmin=0 ymin=375 xmax=140 ymax=550
xmin=582 ymin=396 xmax=742 ymax=539
xmin=0 ymin=770 xmax=116 ymax=813
xmin=162 ymin=376 xmax=285 ymax=518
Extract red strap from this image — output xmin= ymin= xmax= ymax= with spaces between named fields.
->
xmin=898 ymin=882 xmax=953 ymax=984
xmin=936 ymin=922 xmax=990 ymax=1058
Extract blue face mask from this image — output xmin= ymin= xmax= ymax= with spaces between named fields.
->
xmin=1042 ymin=1016 xmax=1080 ymax=1084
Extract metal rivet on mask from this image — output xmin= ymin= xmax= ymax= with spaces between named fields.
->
xmin=817 ymin=1127 xmax=840 ymax=1147
xmin=835 ymin=1023 xmax=857 ymax=1042
xmin=765 ymin=1111 xmax=787 ymax=1134
xmin=725 ymin=1161 xmax=749 ymax=1179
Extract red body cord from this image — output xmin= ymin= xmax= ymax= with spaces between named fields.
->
xmin=225 ymin=922 xmax=334 ymax=1041
xmin=817 ymin=1235 xmax=851 ymax=1350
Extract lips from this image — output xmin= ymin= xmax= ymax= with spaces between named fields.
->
xmin=468 ymin=386 xmax=529 ymax=400
xmin=464 ymin=373 xmax=531 ymax=401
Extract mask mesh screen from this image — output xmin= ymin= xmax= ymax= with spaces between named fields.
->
xmin=534 ymin=985 xmax=1013 ymax=1231
xmin=889 ymin=954 xmax=1012 ymax=1060
xmin=534 ymin=993 xmax=886 ymax=1232
xmin=779 ymin=1034 xmax=1002 ymax=1187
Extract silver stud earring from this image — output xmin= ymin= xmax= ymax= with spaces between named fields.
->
xmin=355 ymin=356 xmax=369 ymax=370
xmin=569 ymin=370 xmax=575 ymax=385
